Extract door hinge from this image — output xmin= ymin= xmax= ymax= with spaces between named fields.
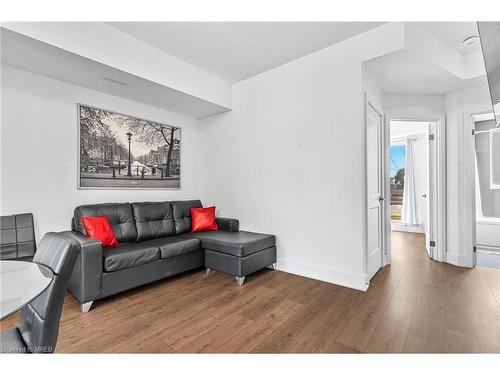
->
xmin=429 ymin=134 xmax=435 ymax=141
xmin=472 ymin=128 xmax=476 ymax=136
xmin=430 ymin=241 xmax=436 ymax=247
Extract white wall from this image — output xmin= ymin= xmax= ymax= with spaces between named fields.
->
xmin=0 ymin=65 xmax=204 ymax=241
xmin=197 ymin=24 xmax=403 ymax=290
xmin=384 ymin=94 xmax=444 ymax=118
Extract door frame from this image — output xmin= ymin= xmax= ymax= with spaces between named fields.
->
xmin=362 ymin=93 xmax=386 ymax=284
xmin=469 ymin=110 xmax=496 ymax=267
xmin=384 ymin=116 xmax=447 ymax=262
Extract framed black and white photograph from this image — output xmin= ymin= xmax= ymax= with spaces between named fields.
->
xmin=78 ymin=104 xmax=181 ymax=189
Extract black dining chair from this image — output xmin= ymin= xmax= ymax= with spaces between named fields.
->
xmin=0 ymin=232 xmax=79 ymax=354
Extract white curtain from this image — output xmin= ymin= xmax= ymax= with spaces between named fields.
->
xmin=401 ymin=137 xmax=418 ymax=226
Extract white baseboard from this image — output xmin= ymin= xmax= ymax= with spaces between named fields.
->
xmin=446 ymin=252 xmax=473 ymax=268
xmin=475 ymin=246 xmax=500 ymax=269
xmin=391 ymin=222 xmax=424 ymax=233
xmin=276 ymin=258 xmax=368 ymax=292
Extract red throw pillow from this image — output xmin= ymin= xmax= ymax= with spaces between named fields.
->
xmin=81 ymin=216 xmax=118 ymax=248
xmin=191 ymin=207 xmax=218 ymax=233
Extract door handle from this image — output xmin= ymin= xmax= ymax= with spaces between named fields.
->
xmin=421 ymin=194 xmax=427 ymax=198
xmin=378 ymin=197 xmax=385 ymax=202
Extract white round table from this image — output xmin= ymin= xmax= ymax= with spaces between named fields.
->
xmin=0 ymin=260 xmax=53 ymax=320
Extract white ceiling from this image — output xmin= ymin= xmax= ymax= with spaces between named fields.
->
xmin=2 ymin=22 xmax=489 ymax=113
xmin=414 ymin=22 xmax=480 ymax=55
xmin=364 ymin=49 xmax=487 ymax=95
xmin=107 ymin=22 xmax=385 ymax=83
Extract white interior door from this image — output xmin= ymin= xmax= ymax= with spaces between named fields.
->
xmin=366 ymin=101 xmax=384 ymax=281
xmin=425 ymin=121 xmax=437 ymax=258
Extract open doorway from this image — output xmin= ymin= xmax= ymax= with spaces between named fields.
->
xmin=389 ymin=121 xmax=429 ymax=234
xmin=364 ymin=110 xmax=446 ymax=284
xmin=386 ymin=119 xmax=444 ymax=262
xmin=389 ymin=121 xmax=430 ymax=260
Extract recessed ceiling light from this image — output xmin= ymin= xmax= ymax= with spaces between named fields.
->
xmin=462 ymin=35 xmax=480 ymax=48
xmin=103 ymin=77 xmax=128 ymax=86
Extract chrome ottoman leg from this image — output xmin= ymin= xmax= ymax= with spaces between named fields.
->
xmin=235 ymin=276 xmax=245 ymax=286
xmin=81 ymin=301 xmax=93 ymax=314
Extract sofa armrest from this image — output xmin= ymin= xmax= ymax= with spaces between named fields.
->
xmin=216 ymin=217 xmax=239 ymax=232
xmin=59 ymin=230 xmax=103 ymax=304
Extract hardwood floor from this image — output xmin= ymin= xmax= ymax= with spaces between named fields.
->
xmin=2 ymin=231 xmax=500 ymax=353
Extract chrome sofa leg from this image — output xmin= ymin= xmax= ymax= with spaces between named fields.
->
xmin=205 ymin=268 xmax=211 ymax=276
xmin=81 ymin=301 xmax=93 ymax=314
xmin=235 ymin=276 xmax=245 ymax=286
xmin=267 ymin=263 xmax=276 ymax=270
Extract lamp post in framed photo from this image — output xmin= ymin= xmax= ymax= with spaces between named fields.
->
xmin=126 ymin=132 xmax=133 ymax=177
xmin=78 ymin=104 xmax=181 ymax=189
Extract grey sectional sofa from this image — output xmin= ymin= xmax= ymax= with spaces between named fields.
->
xmin=61 ymin=200 xmax=276 ymax=313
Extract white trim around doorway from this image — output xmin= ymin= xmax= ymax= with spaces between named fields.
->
xmin=384 ymin=116 xmax=447 ymax=263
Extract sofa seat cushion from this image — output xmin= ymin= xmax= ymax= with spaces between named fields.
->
xmin=103 ymin=242 xmax=160 ymax=272
xmin=181 ymin=231 xmax=275 ymax=257
xmin=142 ymin=237 xmax=201 ymax=259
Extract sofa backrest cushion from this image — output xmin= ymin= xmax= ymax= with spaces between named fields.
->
xmin=131 ymin=202 xmax=176 ymax=241
xmin=74 ymin=203 xmax=137 ymax=243
xmin=170 ymin=200 xmax=202 ymax=234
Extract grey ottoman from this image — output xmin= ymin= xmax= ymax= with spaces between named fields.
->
xmin=182 ymin=230 xmax=276 ymax=285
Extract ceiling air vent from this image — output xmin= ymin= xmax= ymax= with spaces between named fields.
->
xmin=103 ymin=77 xmax=128 ymax=86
